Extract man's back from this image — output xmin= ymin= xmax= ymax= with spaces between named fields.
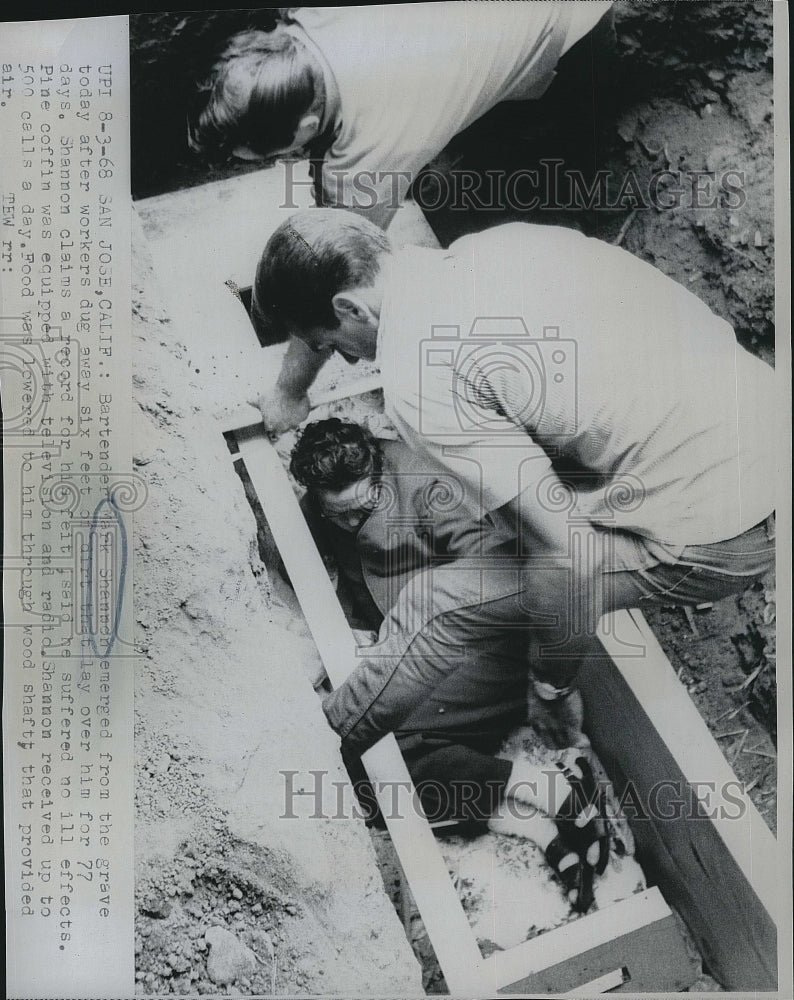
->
xmin=377 ymin=223 xmax=775 ymax=546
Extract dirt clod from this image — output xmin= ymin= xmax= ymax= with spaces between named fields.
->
xmin=205 ymin=926 xmax=257 ymax=986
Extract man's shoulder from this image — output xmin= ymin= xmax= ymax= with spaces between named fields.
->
xmin=381 ymin=439 xmax=466 ymax=491
xmin=449 ymin=221 xmax=589 ymax=258
xmin=380 ymin=245 xmax=459 ymax=333
xmin=381 ymin=439 xmax=449 ymax=488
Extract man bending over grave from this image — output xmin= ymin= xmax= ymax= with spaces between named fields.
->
xmin=189 ymin=2 xmax=613 ymax=432
xmin=290 ymin=416 xmax=617 ymax=913
xmin=256 ymin=210 xmax=776 ymax=760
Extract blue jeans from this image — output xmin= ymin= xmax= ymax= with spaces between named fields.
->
xmin=606 ymin=515 xmax=776 ymax=609
xmin=527 ymin=514 xmax=776 ymax=680
xmin=325 ymin=515 xmax=775 ymax=754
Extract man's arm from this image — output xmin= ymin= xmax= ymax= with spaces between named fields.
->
xmin=425 ymin=481 xmax=489 ymax=560
xmin=322 ymin=562 xmax=483 ymax=755
xmin=322 ymin=635 xmax=455 ymax=757
xmin=320 ymin=148 xmax=416 ymax=232
xmin=251 ymin=338 xmax=332 ymax=435
xmin=499 ymin=470 xmax=605 ymax=683
xmin=495 ymin=471 xmax=604 ymax=749
xmin=500 ymin=470 xmax=581 ymax=558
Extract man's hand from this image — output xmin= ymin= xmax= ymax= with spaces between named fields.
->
xmin=251 ymin=390 xmax=311 ymax=437
xmin=527 ymin=686 xmax=589 ymax=749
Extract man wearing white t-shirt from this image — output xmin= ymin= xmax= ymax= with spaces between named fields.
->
xmin=192 ymin=3 xmax=612 ymax=226
xmin=252 ymin=209 xmax=776 ymax=752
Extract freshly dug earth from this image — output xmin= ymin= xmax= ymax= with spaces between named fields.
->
xmin=643 ymin=585 xmax=778 ymax=836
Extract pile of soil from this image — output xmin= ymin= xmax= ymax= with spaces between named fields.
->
xmin=136 ymin=827 xmax=309 ymax=996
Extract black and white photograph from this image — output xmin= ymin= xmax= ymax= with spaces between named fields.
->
xmin=2 ymin=3 xmax=791 ymax=997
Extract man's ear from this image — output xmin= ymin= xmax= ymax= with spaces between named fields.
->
xmin=331 ymin=291 xmax=371 ymax=324
xmin=294 ymin=114 xmax=321 ymax=146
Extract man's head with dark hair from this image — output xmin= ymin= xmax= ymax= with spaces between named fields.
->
xmin=252 ymin=209 xmax=392 ymax=349
xmin=290 ymin=418 xmax=384 ymax=532
xmin=188 ymin=27 xmax=323 ymax=165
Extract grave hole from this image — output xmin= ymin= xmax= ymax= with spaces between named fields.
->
xmin=219 ymin=280 xmax=697 ymax=993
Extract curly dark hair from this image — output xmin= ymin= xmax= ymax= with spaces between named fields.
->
xmin=289 ymin=418 xmax=383 ymax=491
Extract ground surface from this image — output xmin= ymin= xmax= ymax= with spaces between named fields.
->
xmin=133 ymin=2 xmax=777 ymax=994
